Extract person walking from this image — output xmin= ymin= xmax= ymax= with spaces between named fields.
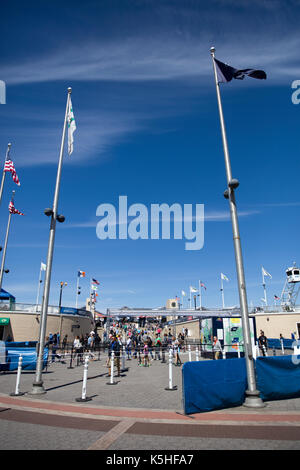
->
xmin=154 ymin=333 xmax=162 ymax=360
xmin=73 ymin=336 xmax=83 ymax=364
xmin=126 ymin=336 xmax=132 ymax=360
xmin=258 ymin=331 xmax=268 ymax=356
xmin=213 ymin=336 xmax=222 ymax=360
xmin=173 ymin=336 xmax=182 ymax=366
xmin=143 ymin=342 xmax=150 ymax=367
xmin=147 ymin=335 xmax=154 ymax=360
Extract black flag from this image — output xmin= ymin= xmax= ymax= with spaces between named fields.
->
xmin=214 ymin=58 xmax=267 ymax=83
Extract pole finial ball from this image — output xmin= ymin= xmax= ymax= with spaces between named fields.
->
xmin=210 ymin=46 xmax=215 ymax=53
xmin=68 ymin=87 xmax=72 ymax=93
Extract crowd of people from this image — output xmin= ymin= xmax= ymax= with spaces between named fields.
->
xmin=106 ymin=322 xmax=187 ymax=376
xmin=44 ymin=322 xmax=288 ymax=368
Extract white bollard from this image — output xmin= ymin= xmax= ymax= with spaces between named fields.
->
xmin=106 ymin=350 xmax=117 ymax=385
xmin=237 ymin=342 xmax=241 ymax=359
xmin=281 ymin=339 xmax=284 ymax=355
xmin=110 ymin=350 xmax=114 ymax=383
xmin=75 ymin=355 xmax=92 ymax=402
xmin=252 ymin=343 xmax=257 ymax=360
xmin=10 ymin=354 xmax=24 ymax=396
xmin=188 ymin=345 xmax=192 ymax=362
xmin=196 ymin=347 xmax=199 ymax=361
xmin=165 ymin=348 xmax=177 ymax=391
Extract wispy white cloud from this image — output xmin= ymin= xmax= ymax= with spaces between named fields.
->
xmin=4 ymin=110 xmax=145 ymax=167
xmin=3 ymin=30 xmax=300 ymax=86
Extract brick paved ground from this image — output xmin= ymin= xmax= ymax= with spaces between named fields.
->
xmin=0 ymin=349 xmax=300 ymax=452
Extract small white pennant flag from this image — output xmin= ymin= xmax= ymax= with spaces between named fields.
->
xmin=190 ymin=286 xmax=198 ymax=293
xmin=262 ymin=266 xmax=272 ymax=279
xmin=41 ymin=262 xmax=47 ymax=271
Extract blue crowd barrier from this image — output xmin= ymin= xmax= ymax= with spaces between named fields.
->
xmin=182 ymin=358 xmax=247 ymax=414
xmin=182 ymin=355 xmax=300 ymax=414
xmin=267 ymin=338 xmax=293 ymax=350
xmin=256 ymin=355 xmax=300 ymax=401
xmin=5 ymin=341 xmax=38 ymax=348
xmin=6 ymin=347 xmax=48 ymax=371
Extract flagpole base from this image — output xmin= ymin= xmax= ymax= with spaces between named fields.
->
xmin=28 ymin=381 xmax=47 ymax=395
xmin=243 ymin=390 xmax=266 ymax=408
xmin=165 ymin=386 xmax=177 ymax=391
xmin=75 ymin=397 xmax=92 ymax=402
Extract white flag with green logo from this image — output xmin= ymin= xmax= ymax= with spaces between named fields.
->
xmin=67 ymin=97 xmax=76 ymax=155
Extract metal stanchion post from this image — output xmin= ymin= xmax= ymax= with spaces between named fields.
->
xmin=68 ymin=346 xmax=74 ymax=369
xmin=161 ymin=345 xmax=166 ymax=363
xmin=188 ymin=345 xmax=192 ymax=362
xmin=196 ymin=347 xmax=199 ymax=361
xmin=10 ymin=355 xmax=24 ymax=396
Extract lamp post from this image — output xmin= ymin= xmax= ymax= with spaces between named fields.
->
xmin=59 ymin=281 xmax=67 ymax=313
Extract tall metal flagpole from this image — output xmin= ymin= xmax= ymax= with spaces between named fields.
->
xmin=210 ymin=47 xmax=264 ymax=408
xmin=221 ymin=275 xmax=225 ymax=309
xmin=30 ymin=87 xmax=72 ymax=395
xmin=76 ymin=273 xmax=80 ymax=309
xmin=0 ymin=143 xmax=12 ymax=207
xmin=0 ymin=190 xmax=15 ymax=292
xmin=262 ymin=268 xmax=267 ymax=306
xmin=35 ymin=263 xmax=43 ymax=313
xmin=198 ymin=280 xmax=202 ymax=310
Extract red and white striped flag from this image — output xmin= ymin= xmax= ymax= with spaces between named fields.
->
xmin=4 ymin=160 xmax=20 ymax=186
xmin=9 ymin=200 xmax=24 ymax=215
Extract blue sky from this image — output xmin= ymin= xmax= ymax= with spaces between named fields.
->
xmin=0 ymin=0 xmax=300 ymax=312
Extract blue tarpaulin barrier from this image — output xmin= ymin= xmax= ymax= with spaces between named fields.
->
xmin=6 ymin=347 xmax=48 ymax=371
xmin=5 ymin=341 xmax=37 ymax=348
xmin=182 ymin=358 xmax=248 ymax=414
xmin=267 ymin=338 xmax=293 ymax=350
xmin=256 ymin=355 xmax=300 ymax=401
xmin=182 ymin=355 xmax=300 ymax=414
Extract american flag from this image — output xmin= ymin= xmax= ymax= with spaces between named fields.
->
xmin=4 ymin=159 xmax=20 ymax=186
xmin=92 ymin=278 xmax=100 ymax=285
xmin=9 ymin=200 xmax=24 ymax=215
xmin=200 ymin=282 xmax=207 ymax=290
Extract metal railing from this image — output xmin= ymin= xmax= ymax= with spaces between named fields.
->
xmin=0 ymin=302 xmax=92 ymax=317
